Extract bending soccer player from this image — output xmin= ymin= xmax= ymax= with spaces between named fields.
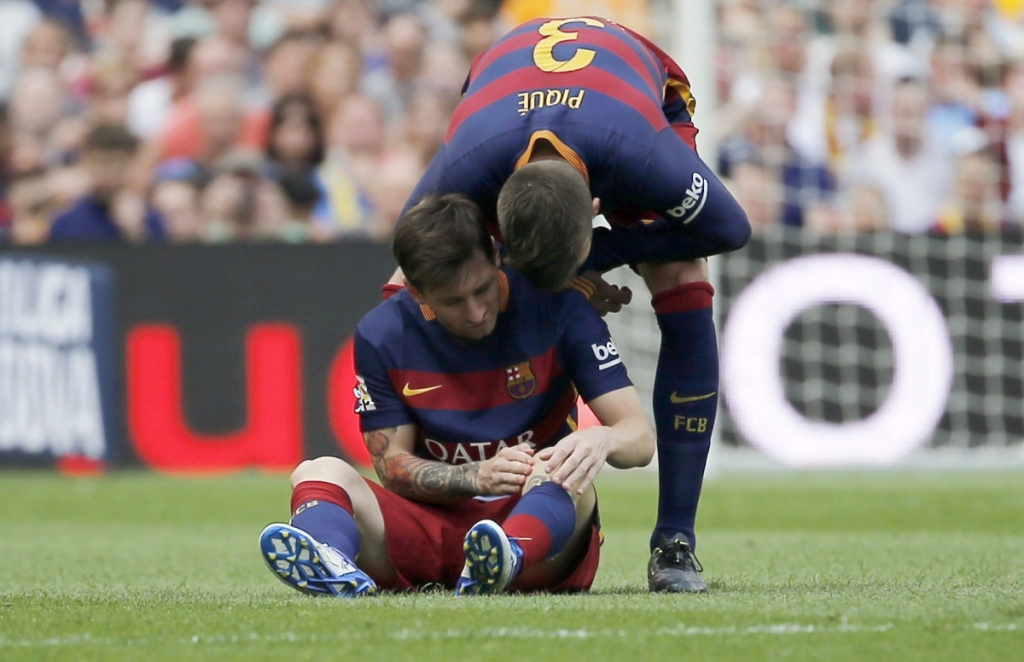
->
xmin=393 ymin=17 xmax=752 ymax=592
xmin=259 ymin=195 xmax=654 ymax=596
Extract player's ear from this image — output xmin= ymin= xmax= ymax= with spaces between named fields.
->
xmin=404 ymin=278 xmax=427 ymax=305
xmin=592 ymin=197 xmax=600 ymax=215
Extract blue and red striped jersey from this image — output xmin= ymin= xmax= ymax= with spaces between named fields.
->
xmin=353 ymin=269 xmax=630 ymax=465
xmin=402 ymin=16 xmax=750 ymax=269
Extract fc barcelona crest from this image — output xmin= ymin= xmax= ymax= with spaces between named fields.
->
xmin=506 ymin=361 xmax=536 ymax=399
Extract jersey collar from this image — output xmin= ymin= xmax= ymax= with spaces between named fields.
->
xmin=514 ymin=130 xmax=590 ymax=185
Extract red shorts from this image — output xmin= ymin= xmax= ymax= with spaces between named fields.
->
xmin=365 ymin=479 xmax=601 ymax=592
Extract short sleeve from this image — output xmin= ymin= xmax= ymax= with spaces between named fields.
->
xmin=559 ymin=293 xmax=633 ymax=403
xmin=353 ymin=330 xmax=415 ymax=430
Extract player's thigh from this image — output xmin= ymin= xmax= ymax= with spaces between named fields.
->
xmin=637 ymin=258 xmax=709 ymax=295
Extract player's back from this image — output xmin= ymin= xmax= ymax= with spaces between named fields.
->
xmin=441 ymin=17 xmax=675 ymax=214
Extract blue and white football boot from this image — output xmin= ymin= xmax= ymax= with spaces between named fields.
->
xmin=259 ymin=523 xmax=377 ymax=597
xmin=453 ymin=519 xmax=524 ymax=596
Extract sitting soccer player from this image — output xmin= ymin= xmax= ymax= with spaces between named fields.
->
xmin=258 ymin=194 xmax=654 ymax=596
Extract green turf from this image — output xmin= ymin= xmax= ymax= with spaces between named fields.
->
xmin=1 ymin=469 xmax=1022 ymax=661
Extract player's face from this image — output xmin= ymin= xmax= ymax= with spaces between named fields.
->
xmin=418 ymin=252 xmax=502 ymax=342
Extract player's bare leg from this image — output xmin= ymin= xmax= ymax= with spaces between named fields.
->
xmin=637 ymin=258 xmax=712 ymax=593
xmin=288 ymin=457 xmax=398 ymax=584
xmin=259 ymin=457 xmax=397 ymax=597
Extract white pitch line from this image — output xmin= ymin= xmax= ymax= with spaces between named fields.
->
xmin=3 ymin=622 xmax=1022 ymax=648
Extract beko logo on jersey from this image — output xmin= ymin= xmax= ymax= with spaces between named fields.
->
xmin=666 ymin=172 xmax=708 ymax=224
xmin=592 ymin=340 xmax=622 ymax=370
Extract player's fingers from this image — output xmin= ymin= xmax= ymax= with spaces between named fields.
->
xmin=535 ymin=448 xmax=555 ymax=461
xmin=495 ymin=457 xmax=532 ymax=475
xmin=552 ymin=451 xmax=584 ymax=486
xmin=543 ymin=443 xmax=573 ymax=473
xmin=571 ymin=461 xmax=603 ymax=496
xmin=559 ymin=454 xmax=595 ymax=492
xmin=500 ymin=449 xmax=534 ymax=466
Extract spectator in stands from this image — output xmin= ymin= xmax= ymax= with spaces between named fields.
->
xmin=50 ymin=124 xmax=165 ymax=242
xmin=844 ymin=184 xmax=891 ymax=233
xmin=363 ymin=12 xmax=427 ymax=125
xmin=265 ymin=93 xmax=325 ymax=173
xmin=89 ymin=55 xmax=138 ymax=127
xmin=5 ymin=170 xmax=53 ymax=245
xmin=1002 ymin=63 xmax=1024 ymax=222
xmin=0 ymin=0 xmax=43 ymax=101
xmin=150 ymin=159 xmax=205 ymax=243
xmin=418 ymin=40 xmax=469 ymax=97
xmin=0 ymin=104 xmax=12 ymax=239
xmin=790 ymin=38 xmax=879 ymax=178
xmin=849 ymin=77 xmax=952 ymax=233
xmin=720 ymin=74 xmax=837 ymax=227
xmin=324 ymin=0 xmax=382 ymax=57
xmin=932 ymin=149 xmax=1008 ymax=234
xmin=156 ymin=72 xmax=268 ymax=175
xmin=317 ymin=94 xmax=384 ymax=237
xmin=307 ymin=38 xmax=363 ymax=121
xmin=928 ymin=35 xmax=984 ymax=153
xmin=128 ymin=37 xmax=198 ymax=140
xmin=277 ymin=167 xmax=327 ymax=243
xmin=260 ymin=30 xmax=323 ymax=104
xmin=400 ymin=89 xmax=456 ymax=167
xmin=728 ymin=159 xmax=783 ymax=233
xmin=20 ymin=17 xmax=73 ymax=72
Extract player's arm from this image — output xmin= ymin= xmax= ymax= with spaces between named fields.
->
xmin=363 ymin=425 xmax=534 ymax=503
xmin=539 ymin=385 xmax=654 ymax=496
xmin=538 ymin=294 xmax=654 ymax=494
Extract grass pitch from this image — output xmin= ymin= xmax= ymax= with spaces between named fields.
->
xmin=0 ymin=469 xmax=1021 ymax=661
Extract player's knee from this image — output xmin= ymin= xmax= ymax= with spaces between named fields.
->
xmin=640 ymin=259 xmax=709 ymax=294
xmin=575 ymin=483 xmax=597 ymax=521
xmin=290 ymin=456 xmax=361 ymax=490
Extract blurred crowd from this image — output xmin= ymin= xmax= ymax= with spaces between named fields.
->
xmin=0 ymin=0 xmax=507 ymax=244
xmin=718 ymin=0 xmax=1024 ymax=235
xmin=2 ymin=0 xmax=1023 ymax=245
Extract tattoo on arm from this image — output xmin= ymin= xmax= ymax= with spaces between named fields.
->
xmin=364 ymin=427 xmax=480 ymax=503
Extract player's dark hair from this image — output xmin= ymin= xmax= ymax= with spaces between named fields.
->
xmin=497 ymin=160 xmax=592 ymax=291
xmin=393 ymin=194 xmax=495 ymax=292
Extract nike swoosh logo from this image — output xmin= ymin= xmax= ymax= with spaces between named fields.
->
xmin=402 ymin=383 xmax=443 ymax=397
xmin=670 ymin=391 xmax=717 ymax=404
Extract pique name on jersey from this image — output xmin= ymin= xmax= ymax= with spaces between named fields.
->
xmin=423 ymin=429 xmax=536 ymax=464
xmin=517 ymin=89 xmax=586 ymax=116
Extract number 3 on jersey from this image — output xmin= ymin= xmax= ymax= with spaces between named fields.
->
xmin=533 ymin=17 xmax=605 ymax=73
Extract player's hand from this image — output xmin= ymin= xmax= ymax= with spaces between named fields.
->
xmin=475 ymin=443 xmax=535 ymax=496
xmin=537 ymin=428 xmax=610 ymax=495
xmin=579 ymin=271 xmax=632 ymax=316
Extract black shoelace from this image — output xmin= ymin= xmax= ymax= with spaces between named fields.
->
xmin=657 ymin=540 xmax=703 ymax=573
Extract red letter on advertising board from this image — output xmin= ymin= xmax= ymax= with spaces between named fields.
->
xmin=127 ymin=324 xmax=302 ymax=472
